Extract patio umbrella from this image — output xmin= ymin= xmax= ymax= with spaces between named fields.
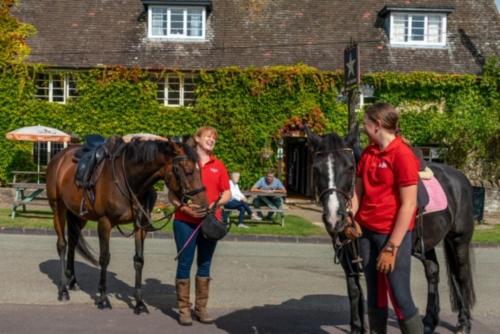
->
xmin=122 ymin=133 xmax=167 ymax=142
xmin=6 ymin=125 xmax=71 ymax=183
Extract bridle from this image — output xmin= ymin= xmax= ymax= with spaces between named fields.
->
xmin=314 ymin=147 xmax=363 ymax=274
xmin=110 ymin=145 xmax=206 ymax=235
xmin=315 ymin=147 xmax=356 ymax=212
xmin=172 ymin=155 xmax=206 ymax=204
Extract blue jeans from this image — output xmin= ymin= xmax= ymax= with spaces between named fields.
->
xmin=173 ymin=219 xmax=217 ymax=279
xmin=224 ymin=199 xmax=253 ymax=225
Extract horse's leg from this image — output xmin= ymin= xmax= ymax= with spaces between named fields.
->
xmin=418 ymin=248 xmax=440 ymax=334
xmin=65 ymin=212 xmax=87 ymax=290
xmin=444 ymin=236 xmax=475 ymax=334
xmin=338 ymin=246 xmax=366 ymax=334
xmin=133 ymin=227 xmax=148 ymax=314
xmin=53 ymin=201 xmax=69 ymax=301
xmin=96 ymin=217 xmax=112 ymax=309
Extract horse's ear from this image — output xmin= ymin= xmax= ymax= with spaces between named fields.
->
xmin=184 ymin=136 xmax=196 ymax=148
xmin=304 ymin=124 xmax=322 ymax=151
xmin=344 ymin=123 xmax=359 ymax=148
xmin=344 ymin=123 xmax=361 ymax=162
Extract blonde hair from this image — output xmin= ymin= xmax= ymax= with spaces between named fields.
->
xmin=195 ymin=126 xmax=218 ymax=139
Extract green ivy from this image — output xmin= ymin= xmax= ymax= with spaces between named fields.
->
xmin=0 ymin=60 xmax=498 ymax=186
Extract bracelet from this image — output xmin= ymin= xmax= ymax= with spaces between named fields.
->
xmin=384 ymin=242 xmax=399 ymax=255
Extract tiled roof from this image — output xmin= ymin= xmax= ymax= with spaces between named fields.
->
xmin=12 ymin=0 xmax=500 ymax=74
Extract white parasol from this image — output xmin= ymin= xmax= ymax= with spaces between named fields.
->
xmin=122 ymin=133 xmax=168 ymax=142
xmin=6 ymin=125 xmax=72 ymax=183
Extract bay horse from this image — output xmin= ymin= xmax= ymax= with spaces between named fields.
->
xmin=305 ymin=126 xmax=475 ymax=334
xmin=46 ymin=136 xmax=208 ymax=314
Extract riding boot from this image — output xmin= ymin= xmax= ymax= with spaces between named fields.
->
xmin=368 ymin=308 xmax=388 ymax=334
xmin=398 ymin=310 xmax=424 ymax=334
xmin=194 ymin=276 xmax=215 ymax=324
xmin=175 ymin=279 xmax=192 ymax=326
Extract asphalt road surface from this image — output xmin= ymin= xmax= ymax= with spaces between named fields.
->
xmin=0 ymin=233 xmax=499 ymax=334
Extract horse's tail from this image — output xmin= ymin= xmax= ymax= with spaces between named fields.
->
xmin=67 ymin=211 xmax=98 ymax=266
xmin=443 ymin=237 xmax=476 ymax=312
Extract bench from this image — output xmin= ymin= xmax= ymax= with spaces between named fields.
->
xmin=223 ymin=191 xmax=287 ymax=227
xmin=10 ymin=171 xmax=48 ymax=219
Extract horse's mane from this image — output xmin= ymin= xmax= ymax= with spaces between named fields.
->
xmin=126 ymin=138 xmax=199 ymax=163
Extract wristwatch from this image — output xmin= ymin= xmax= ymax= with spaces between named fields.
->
xmin=383 ymin=242 xmax=399 ymax=255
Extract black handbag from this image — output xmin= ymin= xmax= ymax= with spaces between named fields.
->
xmin=200 ymin=199 xmax=231 ymax=241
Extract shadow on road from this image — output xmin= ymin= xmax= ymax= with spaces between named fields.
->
xmin=215 ymin=294 xmax=352 ymax=334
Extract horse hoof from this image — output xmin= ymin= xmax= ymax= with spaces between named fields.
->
xmin=68 ymin=281 xmax=80 ymax=291
xmin=134 ymin=301 xmax=149 ymax=315
xmin=58 ymin=290 xmax=70 ymax=301
xmin=96 ymin=297 xmax=112 ymax=309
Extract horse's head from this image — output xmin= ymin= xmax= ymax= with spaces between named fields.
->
xmin=163 ymin=141 xmax=209 ymax=212
xmin=305 ymin=125 xmax=360 ymax=237
xmin=125 ymin=137 xmax=209 ymax=212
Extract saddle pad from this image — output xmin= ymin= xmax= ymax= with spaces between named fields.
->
xmin=422 ymin=176 xmax=448 ymax=214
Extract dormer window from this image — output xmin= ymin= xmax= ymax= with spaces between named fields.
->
xmin=380 ymin=6 xmax=453 ymax=47
xmin=147 ymin=5 xmax=206 ymax=39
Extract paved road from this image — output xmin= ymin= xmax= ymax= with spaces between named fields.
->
xmin=0 ymin=233 xmax=499 ymax=333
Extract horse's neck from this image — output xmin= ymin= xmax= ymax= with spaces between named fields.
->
xmin=123 ymin=159 xmax=164 ymax=193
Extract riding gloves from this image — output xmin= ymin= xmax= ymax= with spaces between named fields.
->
xmin=376 ymin=242 xmax=399 ymax=274
xmin=344 ymin=218 xmax=363 ymax=240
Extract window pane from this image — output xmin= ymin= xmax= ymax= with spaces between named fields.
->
xmin=50 ymin=143 xmax=65 ymax=159
xmin=152 ymin=8 xmax=168 ymax=36
xmin=167 ymin=75 xmax=181 ymax=105
xmin=33 ymin=142 xmax=48 ymax=166
xmin=183 ymin=75 xmax=196 ymax=106
xmin=157 ymin=79 xmax=166 ymax=104
xmin=392 ymin=15 xmax=408 ymax=42
xmin=170 ymin=8 xmax=184 ymax=35
xmin=67 ymin=75 xmax=78 ymax=99
xmin=35 ymin=73 xmax=49 ymax=100
xmin=52 ymin=74 xmax=65 ymax=102
xmin=410 ymin=15 xmax=425 ymax=41
xmin=187 ymin=9 xmax=203 ymax=37
xmin=427 ymin=15 xmax=442 ymax=43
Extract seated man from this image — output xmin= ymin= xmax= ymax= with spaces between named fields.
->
xmin=250 ymin=170 xmax=287 ymax=220
xmin=224 ymin=172 xmax=261 ymax=228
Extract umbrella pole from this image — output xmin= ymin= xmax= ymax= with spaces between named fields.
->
xmin=37 ymin=141 xmax=40 ymax=184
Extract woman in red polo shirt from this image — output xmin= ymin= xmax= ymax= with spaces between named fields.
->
xmin=350 ymin=103 xmax=423 ymax=333
xmin=169 ymin=126 xmax=231 ymax=326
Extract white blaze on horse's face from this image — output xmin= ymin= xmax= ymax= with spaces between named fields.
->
xmin=324 ymin=155 xmax=341 ymax=231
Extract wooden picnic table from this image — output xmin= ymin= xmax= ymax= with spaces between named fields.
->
xmin=10 ymin=171 xmax=48 ymax=219
xmin=224 ymin=190 xmax=287 ymax=227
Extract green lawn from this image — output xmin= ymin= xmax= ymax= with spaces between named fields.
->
xmin=0 ymin=208 xmax=325 ymax=237
xmin=2 ymin=207 xmax=498 ymax=243
xmin=472 ymin=224 xmax=500 ymax=244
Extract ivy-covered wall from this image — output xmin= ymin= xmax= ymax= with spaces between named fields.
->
xmin=0 ymin=61 xmax=498 ymax=188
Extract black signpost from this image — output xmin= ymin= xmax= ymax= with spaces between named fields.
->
xmin=344 ymin=43 xmax=360 ymax=133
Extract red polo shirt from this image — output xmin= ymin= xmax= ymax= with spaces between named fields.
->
xmin=355 ymin=137 xmax=419 ymax=234
xmin=175 ymin=156 xmax=230 ymax=224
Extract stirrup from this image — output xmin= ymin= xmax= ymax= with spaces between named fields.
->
xmin=79 ymin=198 xmax=88 ymax=216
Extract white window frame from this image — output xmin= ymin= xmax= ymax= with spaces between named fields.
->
xmin=157 ymin=74 xmax=197 ymax=107
xmin=33 ymin=141 xmax=68 ymax=166
xmin=148 ymin=5 xmax=206 ymax=40
xmin=389 ymin=12 xmax=447 ymax=47
xmin=35 ymin=73 xmax=78 ymax=103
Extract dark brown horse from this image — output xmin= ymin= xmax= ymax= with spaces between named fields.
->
xmin=305 ymin=126 xmax=476 ymax=334
xmin=46 ymin=136 xmax=208 ymax=314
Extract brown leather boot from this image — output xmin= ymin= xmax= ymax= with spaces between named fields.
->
xmin=175 ymin=279 xmax=192 ymax=326
xmin=194 ymin=276 xmax=215 ymax=323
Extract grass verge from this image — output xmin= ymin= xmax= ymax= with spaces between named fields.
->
xmin=0 ymin=208 xmax=326 ymax=237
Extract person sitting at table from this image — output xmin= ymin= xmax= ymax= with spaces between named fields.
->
xmin=250 ymin=169 xmax=287 ymax=220
xmin=224 ymin=172 xmax=261 ymax=228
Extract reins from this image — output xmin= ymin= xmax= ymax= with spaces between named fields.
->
xmin=109 ymin=144 xmax=204 ymax=237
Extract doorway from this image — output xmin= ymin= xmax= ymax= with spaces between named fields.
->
xmin=284 ymin=136 xmax=313 ymax=198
